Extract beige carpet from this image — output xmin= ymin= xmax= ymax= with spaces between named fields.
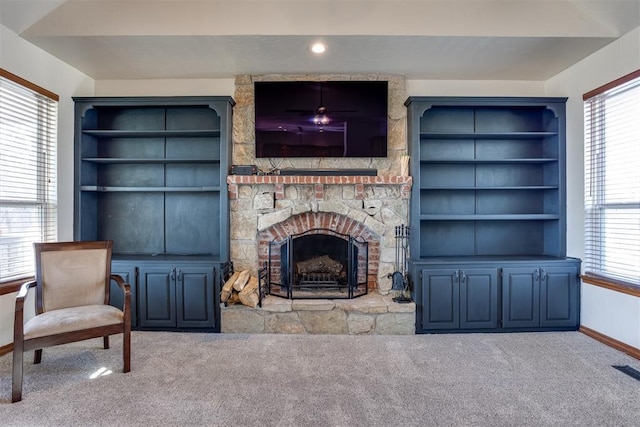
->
xmin=1 ymin=331 xmax=640 ymax=426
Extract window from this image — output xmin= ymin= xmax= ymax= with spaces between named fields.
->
xmin=584 ymin=70 xmax=640 ymax=286
xmin=0 ymin=69 xmax=58 ymax=282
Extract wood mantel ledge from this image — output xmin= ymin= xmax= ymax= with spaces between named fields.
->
xmin=227 ymin=175 xmax=412 ymax=185
xmin=227 ymin=175 xmax=412 ymax=200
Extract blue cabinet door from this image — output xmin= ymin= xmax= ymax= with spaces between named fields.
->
xmin=460 ymin=268 xmax=499 ymax=329
xmin=421 ymin=269 xmax=460 ymax=330
xmin=503 ymin=263 xmax=579 ymax=330
xmin=502 ymin=267 xmax=540 ymax=328
xmin=138 ymin=266 xmax=176 ymax=329
xmin=420 ymin=267 xmax=499 ymax=331
xmin=540 ymin=266 xmax=579 ymax=328
xmin=176 ymin=266 xmax=215 ymax=329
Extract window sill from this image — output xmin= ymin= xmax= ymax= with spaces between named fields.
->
xmin=581 ymin=274 xmax=640 ymax=298
xmin=0 ymin=277 xmax=32 ymax=296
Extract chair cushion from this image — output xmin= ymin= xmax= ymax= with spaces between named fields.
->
xmin=23 ymin=305 xmax=124 ymax=340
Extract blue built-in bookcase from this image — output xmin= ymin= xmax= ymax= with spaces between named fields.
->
xmin=405 ymin=97 xmax=580 ymax=333
xmin=73 ymin=96 xmax=234 ymax=331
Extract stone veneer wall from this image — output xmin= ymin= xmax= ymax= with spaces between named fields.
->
xmin=228 ymin=174 xmax=412 ymax=293
xmin=232 ymin=74 xmax=407 ymax=171
xmin=230 ymin=74 xmax=409 ymax=293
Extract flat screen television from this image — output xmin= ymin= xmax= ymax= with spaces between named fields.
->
xmin=254 ymin=81 xmax=388 ymax=158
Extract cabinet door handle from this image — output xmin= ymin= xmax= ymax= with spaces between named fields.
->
xmin=453 ymin=270 xmax=459 ymax=283
xmin=170 ymin=268 xmax=176 ymax=280
xmin=534 ymin=269 xmax=540 ymax=282
xmin=177 ymin=269 xmax=183 ymax=282
xmin=460 ymin=271 xmax=467 ymax=284
xmin=540 ymin=269 xmax=547 ymax=281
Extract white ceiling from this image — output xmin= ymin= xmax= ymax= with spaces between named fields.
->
xmin=1 ymin=0 xmax=639 ymax=81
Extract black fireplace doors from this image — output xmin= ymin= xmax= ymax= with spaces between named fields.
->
xmin=265 ymin=228 xmax=368 ymax=299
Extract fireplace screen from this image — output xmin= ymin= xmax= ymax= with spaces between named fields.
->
xmin=264 ymin=228 xmax=368 ymax=299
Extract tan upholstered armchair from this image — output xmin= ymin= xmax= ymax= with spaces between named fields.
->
xmin=12 ymin=240 xmax=131 ymax=402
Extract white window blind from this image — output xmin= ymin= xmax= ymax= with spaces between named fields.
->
xmin=0 ymin=70 xmax=58 ymax=282
xmin=584 ymin=70 xmax=640 ymax=286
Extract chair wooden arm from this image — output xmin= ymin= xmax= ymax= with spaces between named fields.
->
xmin=16 ymin=280 xmax=36 ymax=300
xmin=110 ymin=274 xmax=131 ymax=313
xmin=110 ymin=274 xmax=130 ymax=294
xmin=14 ymin=280 xmax=37 ymax=331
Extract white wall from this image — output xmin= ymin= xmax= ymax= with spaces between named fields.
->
xmin=0 ymin=293 xmax=18 ymax=345
xmin=546 ymin=26 xmax=640 ymax=261
xmin=0 ymin=23 xmax=94 ymax=347
xmin=1 ymin=24 xmax=94 ymax=241
xmin=1 ymin=289 xmax=36 ymax=347
xmin=95 ymin=79 xmax=235 ymax=97
xmin=406 ymin=80 xmax=546 ymax=97
xmin=546 ymin=27 xmax=640 ymax=350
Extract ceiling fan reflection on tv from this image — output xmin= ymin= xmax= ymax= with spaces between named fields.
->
xmin=285 ymin=82 xmax=356 ymax=125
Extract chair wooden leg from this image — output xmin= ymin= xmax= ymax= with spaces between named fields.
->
xmin=34 ymin=349 xmax=42 ymax=364
xmin=123 ymin=328 xmax=131 ymax=373
xmin=103 ymin=336 xmax=110 ymax=349
xmin=12 ymin=341 xmax=24 ymax=403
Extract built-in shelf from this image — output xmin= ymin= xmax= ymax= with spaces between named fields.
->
xmin=82 ymin=157 xmax=220 ymax=164
xmin=420 ymin=159 xmax=557 ymax=164
xmin=80 ymin=186 xmax=221 ymax=192
xmin=82 ymin=129 xmax=221 ymax=138
xmin=420 ymin=214 xmax=561 ymax=220
xmin=419 ymin=131 xmax=558 ymax=139
xmin=421 ymin=186 xmax=559 ymax=190
xmin=406 ymin=96 xmax=568 ymax=260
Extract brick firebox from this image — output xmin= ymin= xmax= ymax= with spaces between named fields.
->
xmin=258 ymin=210 xmax=379 ymax=291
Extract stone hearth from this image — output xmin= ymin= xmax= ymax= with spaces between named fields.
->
xmin=221 ymin=292 xmax=415 ymax=334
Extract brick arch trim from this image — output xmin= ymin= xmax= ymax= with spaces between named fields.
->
xmin=257 ymin=211 xmax=381 ymax=289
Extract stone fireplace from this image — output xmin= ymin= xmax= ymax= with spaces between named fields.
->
xmin=221 ymin=74 xmax=415 ymax=334
xmin=229 ymin=74 xmax=410 ymax=291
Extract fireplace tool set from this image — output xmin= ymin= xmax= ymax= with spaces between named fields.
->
xmin=389 ymin=224 xmax=411 ymax=303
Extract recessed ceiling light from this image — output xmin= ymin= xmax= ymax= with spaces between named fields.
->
xmin=309 ymin=43 xmax=327 ymax=54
